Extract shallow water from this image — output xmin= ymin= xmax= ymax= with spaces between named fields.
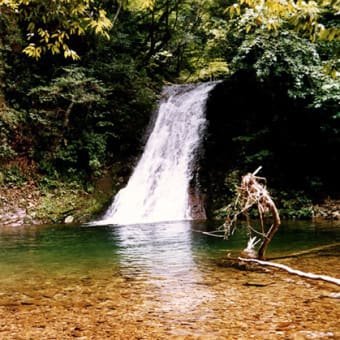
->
xmin=0 ymin=220 xmax=339 ymax=339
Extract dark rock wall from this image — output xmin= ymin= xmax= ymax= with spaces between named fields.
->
xmin=198 ymin=75 xmax=339 ymax=218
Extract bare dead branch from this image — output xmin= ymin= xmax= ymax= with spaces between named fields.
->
xmin=239 ymin=257 xmax=340 ymax=286
xmin=221 ymin=167 xmax=280 ymax=259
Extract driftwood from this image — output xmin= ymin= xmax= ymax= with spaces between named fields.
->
xmin=222 ymin=166 xmax=280 ymax=259
xmin=215 ymin=168 xmax=339 ymax=285
xmin=239 ymin=257 xmax=340 ymax=286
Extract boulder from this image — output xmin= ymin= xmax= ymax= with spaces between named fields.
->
xmin=188 ymin=188 xmax=207 ymax=220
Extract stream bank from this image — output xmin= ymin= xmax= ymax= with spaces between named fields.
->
xmin=0 ymin=169 xmax=120 ymax=226
xmin=0 ymin=156 xmax=339 ymax=227
xmin=0 ymin=177 xmax=339 ymax=226
xmin=313 ymin=199 xmax=340 ymax=221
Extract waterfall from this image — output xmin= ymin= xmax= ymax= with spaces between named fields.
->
xmin=98 ymin=82 xmax=217 ymax=225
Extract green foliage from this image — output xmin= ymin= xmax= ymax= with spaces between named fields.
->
xmin=226 ymin=0 xmax=340 ymax=43
xmin=0 ymin=0 xmax=339 ymax=223
xmin=276 ymin=191 xmax=314 ymax=219
xmin=1 ymin=166 xmax=26 ymax=186
xmin=29 ymin=66 xmax=107 ymax=105
xmin=0 ymin=0 xmax=159 ymax=182
xmin=35 ymin=181 xmax=105 ymax=223
xmin=231 ymin=129 xmax=274 ymax=167
xmin=231 ymin=30 xmax=322 ymax=98
xmin=176 ymin=2 xmax=232 ymax=81
xmin=313 ymin=74 xmax=340 ymax=110
xmin=128 ymin=0 xmax=156 ymax=10
xmin=0 ymin=108 xmax=24 ymax=162
xmin=223 ymin=170 xmax=241 ymax=196
xmin=0 ymin=0 xmax=113 ymax=60
xmin=224 ymin=0 xmax=340 ymax=86
xmin=27 ymin=66 xmax=110 ymax=176
xmin=207 ymin=169 xmax=242 ymax=220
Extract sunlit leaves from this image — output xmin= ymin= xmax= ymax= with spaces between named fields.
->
xmin=323 ymin=58 xmax=340 ymax=79
xmin=63 ymin=48 xmax=81 ymax=61
xmin=319 ymin=27 xmax=340 ymax=41
xmin=226 ymin=0 xmax=340 ymax=42
xmin=0 ymin=0 xmax=113 ymax=59
xmin=0 ymin=0 xmax=18 ymax=9
xmin=22 ymin=43 xmax=42 ymax=59
xmin=128 ymin=0 xmax=155 ymax=10
xmin=180 ymin=51 xmax=230 ymax=81
xmin=85 ymin=9 xmax=112 ymax=39
xmin=194 ymin=59 xmax=229 ymax=80
xmin=23 ymin=41 xmax=80 ymax=61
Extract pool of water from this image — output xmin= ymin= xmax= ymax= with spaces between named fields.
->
xmin=0 ymin=220 xmax=339 ymax=339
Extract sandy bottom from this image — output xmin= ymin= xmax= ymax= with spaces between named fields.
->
xmin=0 ymin=249 xmax=339 ymax=340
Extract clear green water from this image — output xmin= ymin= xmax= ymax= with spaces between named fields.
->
xmin=0 ymin=220 xmax=339 ymax=279
xmin=0 ymin=220 xmax=339 ymax=339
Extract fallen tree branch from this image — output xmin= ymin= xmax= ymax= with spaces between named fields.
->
xmin=201 ymin=231 xmax=225 ymax=238
xmin=239 ymin=257 xmax=340 ymax=286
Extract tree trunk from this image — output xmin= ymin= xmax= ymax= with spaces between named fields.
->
xmin=257 ymin=197 xmax=281 ymax=259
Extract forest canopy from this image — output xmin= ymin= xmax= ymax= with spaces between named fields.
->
xmin=0 ymin=0 xmax=339 ymax=213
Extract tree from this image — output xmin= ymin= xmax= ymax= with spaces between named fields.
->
xmin=227 ymin=0 xmax=340 ymax=42
xmin=0 ymin=0 xmax=113 ymax=60
xmin=226 ymin=0 xmax=340 ymax=77
xmin=221 ymin=167 xmax=280 ymax=260
xmin=126 ymin=0 xmax=213 ymax=79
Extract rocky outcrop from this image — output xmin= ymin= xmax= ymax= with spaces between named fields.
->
xmin=313 ymin=200 xmax=340 ymax=220
xmin=188 ymin=188 xmax=207 ymax=220
xmin=0 ymin=207 xmax=28 ymax=226
xmin=0 ymin=182 xmax=42 ymax=226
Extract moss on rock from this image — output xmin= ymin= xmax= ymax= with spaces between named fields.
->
xmin=0 ymin=167 xmax=122 ymax=225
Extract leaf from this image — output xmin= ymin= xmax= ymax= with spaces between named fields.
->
xmin=331 ymin=69 xmax=337 ymax=79
xmin=5 ymin=0 xmax=113 ymax=59
xmin=23 ymin=43 xmax=41 ymax=59
xmin=27 ymin=22 xmax=35 ymax=31
xmin=129 ymin=0 xmax=155 ymax=10
xmin=63 ymin=47 xmax=80 ymax=60
xmin=51 ymin=44 xmax=60 ymax=55
xmin=236 ymin=5 xmax=241 ymax=15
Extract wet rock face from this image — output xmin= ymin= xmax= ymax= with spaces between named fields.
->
xmin=188 ymin=188 xmax=207 ymax=220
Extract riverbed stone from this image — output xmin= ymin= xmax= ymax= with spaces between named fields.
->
xmin=312 ymin=200 xmax=340 ymax=221
xmin=64 ymin=215 xmax=74 ymax=224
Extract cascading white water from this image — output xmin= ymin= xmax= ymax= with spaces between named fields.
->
xmin=98 ymin=82 xmax=217 ymax=225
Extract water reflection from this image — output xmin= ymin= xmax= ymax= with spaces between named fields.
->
xmin=113 ymin=221 xmax=194 ymax=275
xmin=0 ymin=221 xmax=339 ymax=339
xmin=112 ymin=221 xmax=214 ymax=313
